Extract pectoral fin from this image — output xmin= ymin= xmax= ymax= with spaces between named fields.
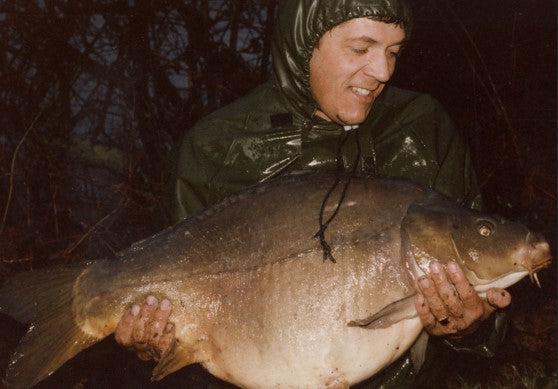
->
xmin=410 ymin=330 xmax=429 ymax=372
xmin=347 ymin=294 xmax=418 ymax=329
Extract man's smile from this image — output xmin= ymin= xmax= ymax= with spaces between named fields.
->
xmin=350 ymin=86 xmax=373 ymax=96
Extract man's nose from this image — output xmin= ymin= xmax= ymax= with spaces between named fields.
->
xmin=362 ymin=54 xmax=392 ymax=83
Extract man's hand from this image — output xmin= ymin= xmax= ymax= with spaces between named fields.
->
xmin=114 ymin=295 xmax=175 ymax=361
xmin=414 ymin=261 xmax=511 ymax=337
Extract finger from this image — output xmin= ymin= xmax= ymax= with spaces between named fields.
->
xmin=429 ymin=262 xmax=463 ymax=319
xmin=417 ymin=274 xmax=448 ymax=322
xmin=137 ymin=349 xmax=155 ymax=361
xmin=446 ymin=262 xmax=484 ymax=330
xmin=415 ymin=293 xmax=458 ymax=336
xmin=114 ymin=304 xmax=140 ymax=346
xmin=486 ymin=288 xmax=511 ymax=309
xmin=446 ymin=262 xmax=483 ymax=312
xmin=414 ymin=293 xmax=438 ymax=333
xmin=149 ymin=322 xmax=175 ymax=361
xmin=132 ymin=295 xmax=158 ymax=347
xmin=148 ymin=299 xmax=172 ymax=350
xmin=158 ymin=322 xmax=176 ymax=357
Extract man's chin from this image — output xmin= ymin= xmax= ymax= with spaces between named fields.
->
xmin=336 ymin=112 xmax=368 ymax=126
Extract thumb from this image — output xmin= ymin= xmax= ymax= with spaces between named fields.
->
xmin=486 ymin=288 xmax=512 ymax=309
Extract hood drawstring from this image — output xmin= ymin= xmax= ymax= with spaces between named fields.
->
xmin=314 ymin=126 xmax=362 ymax=262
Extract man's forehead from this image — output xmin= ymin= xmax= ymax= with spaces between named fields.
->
xmin=328 ymin=18 xmax=406 ymax=44
xmin=345 ymin=35 xmax=405 ymax=46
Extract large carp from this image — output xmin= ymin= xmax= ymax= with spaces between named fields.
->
xmin=0 ymin=173 xmax=551 ymax=389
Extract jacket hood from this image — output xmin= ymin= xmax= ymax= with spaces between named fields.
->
xmin=271 ymin=0 xmax=413 ymax=119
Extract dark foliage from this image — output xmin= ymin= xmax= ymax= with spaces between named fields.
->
xmin=0 ymin=0 xmax=278 ymax=269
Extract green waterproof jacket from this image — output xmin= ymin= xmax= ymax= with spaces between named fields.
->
xmin=165 ymin=0 xmax=505 ymax=387
xmin=169 ymin=83 xmax=482 ymax=221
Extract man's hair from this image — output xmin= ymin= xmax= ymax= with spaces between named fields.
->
xmin=367 ymin=15 xmax=407 ymax=30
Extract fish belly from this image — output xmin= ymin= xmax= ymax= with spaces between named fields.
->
xmin=204 ymin=318 xmax=422 ymax=388
xmin=179 ymin=246 xmax=417 ymax=388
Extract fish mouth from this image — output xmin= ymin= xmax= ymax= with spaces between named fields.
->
xmin=518 ymin=235 xmax=552 ymax=288
xmin=472 ymin=239 xmax=552 ymax=291
xmin=472 ymin=255 xmax=551 ymax=295
xmin=473 ymin=271 xmax=529 ymax=293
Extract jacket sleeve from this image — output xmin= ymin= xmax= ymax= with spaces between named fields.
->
xmin=402 ymin=92 xmax=483 ymax=209
xmin=426 ymin=99 xmax=483 ymax=211
xmin=441 ymin=311 xmax=508 ymax=357
xmin=431 ymin=124 xmax=480 ymax=208
xmin=166 ymin=122 xmax=221 ymax=224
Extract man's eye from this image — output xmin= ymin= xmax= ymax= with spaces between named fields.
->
xmin=351 ymin=47 xmax=367 ymax=54
xmin=389 ymin=51 xmax=401 ymax=59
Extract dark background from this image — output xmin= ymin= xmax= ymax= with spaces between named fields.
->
xmin=0 ymin=0 xmax=556 ymax=387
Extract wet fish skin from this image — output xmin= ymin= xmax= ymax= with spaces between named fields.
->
xmin=0 ymin=173 xmax=551 ymax=389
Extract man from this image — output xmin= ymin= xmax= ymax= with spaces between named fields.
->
xmin=115 ymin=0 xmax=511 ymax=386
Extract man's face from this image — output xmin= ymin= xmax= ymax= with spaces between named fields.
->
xmin=309 ymin=18 xmax=406 ymax=125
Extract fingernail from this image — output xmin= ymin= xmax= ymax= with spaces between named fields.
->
xmin=419 ymin=276 xmax=429 ymax=287
xmin=146 ymin=295 xmax=157 ymax=305
xmin=430 ymin=261 xmax=440 ymax=273
xmin=160 ymin=299 xmax=171 ymax=311
xmin=131 ymin=305 xmax=140 ymax=316
xmin=447 ymin=261 xmax=458 ymax=273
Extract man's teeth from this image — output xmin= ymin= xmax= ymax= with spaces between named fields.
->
xmin=351 ymin=87 xmax=371 ymax=96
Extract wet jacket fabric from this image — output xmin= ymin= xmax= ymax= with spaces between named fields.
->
xmin=168 ymin=82 xmax=482 ymax=221
xmin=165 ymin=0 xmax=502 ymax=387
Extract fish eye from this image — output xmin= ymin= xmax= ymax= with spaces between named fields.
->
xmin=476 ymin=220 xmax=495 ymax=237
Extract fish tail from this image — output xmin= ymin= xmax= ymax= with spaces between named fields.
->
xmin=0 ymin=266 xmax=98 ymax=389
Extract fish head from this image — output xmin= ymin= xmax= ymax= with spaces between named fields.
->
xmin=401 ymin=193 xmax=552 ymax=291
